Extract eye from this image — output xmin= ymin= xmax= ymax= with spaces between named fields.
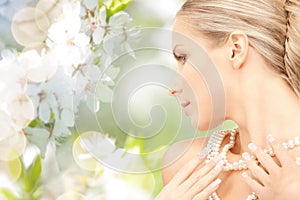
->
xmin=173 ymin=52 xmax=188 ymax=65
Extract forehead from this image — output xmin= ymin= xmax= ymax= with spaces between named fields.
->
xmin=172 ymin=17 xmax=209 ymax=50
xmin=172 ymin=17 xmax=193 ymax=44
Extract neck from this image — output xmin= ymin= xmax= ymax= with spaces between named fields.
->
xmin=229 ymin=70 xmax=300 ymax=154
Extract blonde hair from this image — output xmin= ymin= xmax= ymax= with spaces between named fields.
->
xmin=178 ymin=0 xmax=300 ymax=97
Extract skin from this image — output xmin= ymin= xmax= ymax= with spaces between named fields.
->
xmin=156 ymin=17 xmax=300 ymax=199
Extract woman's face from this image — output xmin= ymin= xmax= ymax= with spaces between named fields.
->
xmin=172 ymin=17 xmax=230 ymax=131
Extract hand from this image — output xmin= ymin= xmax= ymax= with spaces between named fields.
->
xmin=156 ymin=153 xmax=224 ymax=200
xmin=242 ymin=135 xmax=300 ymax=200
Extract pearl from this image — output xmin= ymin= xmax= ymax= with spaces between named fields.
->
xmin=205 ymin=128 xmax=299 ymax=200
xmin=213 ymin=147 xmax=219 ymax=151
xmin=288 ymin=140 xmax=295 ymax=149
xmin=282 ymin=142 xmax=288 ymax=149
xmin=295 ymin=137 xmax=300 ymax=145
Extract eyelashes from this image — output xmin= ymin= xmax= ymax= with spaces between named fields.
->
xmin=173 ymin=52 xmax=188 ymax=65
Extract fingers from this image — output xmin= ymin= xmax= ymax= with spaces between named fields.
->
xmin=181 ymin=154 xmax=223 ymax=190
xmin=192 ymin=179 xmax=222 ymax=200
xmin=242 ymin=151 xmax=269 ymax=184
xmin=242 ymin=172 xmax=263 ymax=195
xmin=247 ymin=143 xmax=280 ymax=175
xmin=267 ymin=134 xmax=294 ymax=166
xmin=191 ymin=159 xmax=224 ymax=193
xmin=172 ymin=154 xmax=207 ymax=185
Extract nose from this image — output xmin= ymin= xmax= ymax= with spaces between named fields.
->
xmin=169 ymin=73 xmax=183 ymax=96
xmin=169 ymin=88 xmax=182 ymax=96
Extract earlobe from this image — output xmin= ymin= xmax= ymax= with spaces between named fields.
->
xmin=227 ymin=31 xmax=249 ymax=70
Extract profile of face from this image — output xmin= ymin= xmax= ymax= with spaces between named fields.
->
xmin=171 ymin=17 xmax=231 ymax=131
xmin=170 ymin=0 xmax=300 ymax=134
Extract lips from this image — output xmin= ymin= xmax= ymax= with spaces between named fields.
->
xmin=181 ymin=102 xmax=191 ymax=108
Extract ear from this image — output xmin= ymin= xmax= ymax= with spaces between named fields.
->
xmin=227 ymin=31 xmax=249 ymax=69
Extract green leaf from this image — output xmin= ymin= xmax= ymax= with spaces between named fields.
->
xmin=28 ymin=118 xmax=44 ymax=128
xmin=25 ymin=128 xmax=50 ymax=158
xmin=105 ymin=0 xmax=133 ymax=19
xmin=24 ymin=155 xmax=42 ymax=194
xmin=112 ymin=0 xmax=133 ymax=12
xmin=27 ymin=155 xmax=42 ymax=186
xmin=0 ymin=188 xmax=18 ymax=200
xmin=32 ymin=186 xmax=43 ymax=200
xmin=124 ymin=136 xmax=144 ymax=151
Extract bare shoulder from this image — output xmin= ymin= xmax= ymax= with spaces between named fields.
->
xmin=161 ymin=136 xmax=208 ymax=185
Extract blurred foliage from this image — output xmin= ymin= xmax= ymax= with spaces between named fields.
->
xmin=103 ymin=0 xmax=133 ymax=19
xmin=0 ymin=0 xmax=238 ymax=199
xmin=0 ymin=155 xmax=42 ymax=200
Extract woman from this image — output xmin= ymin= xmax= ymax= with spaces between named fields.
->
xmin=156 ymin=0 xmax=300 ymax=199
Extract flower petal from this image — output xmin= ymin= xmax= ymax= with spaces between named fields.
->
xmin=39 ymin=100 xmax=51 ymax=123
xmin=97 ymin=84 xmax=113 ymax=103
xmin=99 ymin=6 xmax=107 ymax=25
xmin=0 ymin=110 xmax=15 ymax=141
xmin=92 ymin=27 xmax=105 ymax=45
xmin=25 ymin=127 xmax=50 ymax=157
xmin=109 ymin=11 xmax=131 ymax=27
xmin=53 ymin=120 xmax=71 ymax=138
xmin=83 ymin=0 xmax=98 ymax=10
xmin=61 ymin=109 xmax=75 ymax=127
xmin=7 ymin=94 xmax=35 ymax=130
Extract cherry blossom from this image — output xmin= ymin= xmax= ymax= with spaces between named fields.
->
xmin=46 ymin=1 xmax=91 ymax=76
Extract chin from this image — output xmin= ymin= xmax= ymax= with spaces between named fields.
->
xmin=191 ymin=116 xmax=209 ymax=132
xmin=191 ymin=115 xmax=222 ymax=132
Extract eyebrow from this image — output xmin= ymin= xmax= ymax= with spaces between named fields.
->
xmin=173 ymin=44 xmax=183 ymax=53
xmin=172 ymin=44 xmax=183 ymax=57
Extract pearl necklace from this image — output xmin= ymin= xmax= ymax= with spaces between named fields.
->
xmin=204 ymin=128 xmax=300 ymax=200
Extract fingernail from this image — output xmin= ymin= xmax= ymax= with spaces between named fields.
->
xmin=211 ymin=178 xmax=222 ymax=188
xmin=267 ymin=134 xmax=275 ymax=143
xmin=242 ymin=172 xmax=248 ymax=178
xmin=199 ymin=147 xmax=210 ymax=159
xmin=282 ymin=142 xmax=288 ymax=150
xmin=242 ymin=152 xmax=251 ymax=161
xmin=248 ymin=143 xmax=257 ymax=151
xmin=214 ymin=160 xmax=224 ymax=171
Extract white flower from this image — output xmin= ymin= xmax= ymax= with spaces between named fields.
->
xmin=0 ymin=50 xmax=27 ymax=101
xmin=0 ymin=96 xmax=31 ymax=160
xmin=0 ymin=128 xmax=27 ymax=161
xmin=91 ymin=6 xmax=134 ymax=47
xmin=18 ymin=49 xmax=58 ymax=83
xmin=46 ymin=1 xmax=91 ymax=76
xmin=105 ymin=11 xmax=132 ymax=37
xmin=73 ymin=62 xmax=120 ymax=112
xmin=0 ymin=110 xmax=16 ymax=141
xmin=7 ymin=94 xmax=35 ymax=131
xmin=73 ymin=64 xmax=101 ymax=112
xmin=27 ymin=68 xmax=75 ymax=133
xmin=97 ymin=9 xmax=139 ymax=59
xmin=0 ymin=0 xmax=138 ymax=163
xmin=0 ymin=50 xmax=34 ymax=160
xmin=25 ymin=127 xmax=50 ymax=157
xmin=83 ymin=0 xmax=98 ymax=10
xmin=27 ymin=83 xmax=57 ymax=123
xmin=91 ymin=6 xmax=107 ymax=45
xmin=96 ymin=66 xmax=120 ymax=103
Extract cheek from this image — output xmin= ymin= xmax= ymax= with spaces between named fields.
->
xmin=182 ymin=65 xmax=213 ymax=131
